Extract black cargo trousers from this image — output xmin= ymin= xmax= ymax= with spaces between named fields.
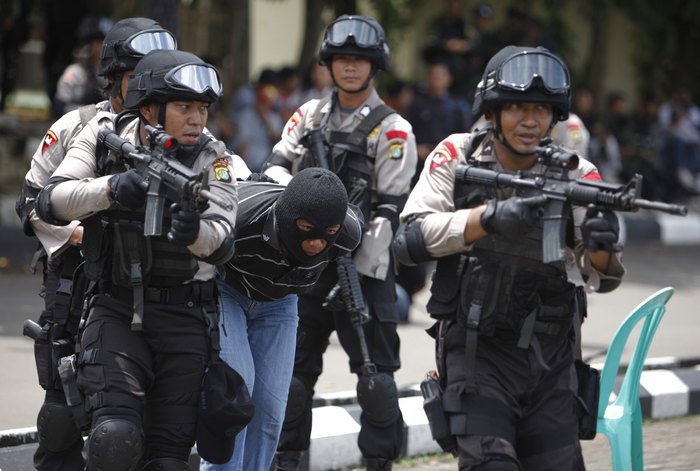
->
xmin=277 ymin=275 xmax=404 ymax=462
xmin=77 ymin=281 xmax=216 ymax=467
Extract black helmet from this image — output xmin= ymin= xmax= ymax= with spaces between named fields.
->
xmin=472 ymin=45 xmax=570 ymax=121
xmin=124 ymin=49 xmax=223 ymax=109
xmin=98 ymin=17 xmax=177 ymax=77
xmin=319 ymin=15 xmax=390 ymax=71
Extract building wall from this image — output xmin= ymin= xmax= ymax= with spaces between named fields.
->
xmin=250 ymin=0 xmax=305 ymax=81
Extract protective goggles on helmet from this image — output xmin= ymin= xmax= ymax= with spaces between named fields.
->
xmin=326 ymin=17 xmax=381 ymax=48
xmin=102 ymin=29 xmax=177 ymax=60
xmin=164 ymin=63 xmax=223 ymax=96
xmin=496 ymin=51 xmax=569 ymax=94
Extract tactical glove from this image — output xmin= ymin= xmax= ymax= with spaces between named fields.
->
xmin=581 ymin=205 xmax=621 ymax=252
xmin=108 ymin=169 xmax=147 ymax=209
xmin=480 ymin=195 xmax=547 ymax=238
xmin=245 ymin=172 xmax=278 ymax=183
xmin=168 ymin=203 xmax=201 ymax=247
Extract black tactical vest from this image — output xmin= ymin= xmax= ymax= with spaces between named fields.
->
xmin=82 ymin=131 xmax=211 ymax=287
xmin=298 ymin=99 xmax=395 ymax=221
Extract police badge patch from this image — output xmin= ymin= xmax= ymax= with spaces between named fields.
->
xmin=41 ymin=130 xmax=59 ymax=154
xmin=386 ymin=130 xmax=407 ymax=160
xmin=286 ymin=108 xmax=303 ymax=134
xmin=213 ymin=158 xmax=232 ymax=182
xmin=389 ymin=141 xmax=404 ymax=160
xmin=429 ymin=140 xmax=458 ymax=172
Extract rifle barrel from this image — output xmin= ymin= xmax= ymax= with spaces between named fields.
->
xmin=634 ymin=198 xmax=688 ymax=216
xmin=199 ymin=189 xmax=233 ymax=211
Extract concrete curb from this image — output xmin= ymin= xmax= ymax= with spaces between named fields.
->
xmin=2 ymin=361 xmax=700 ymax=471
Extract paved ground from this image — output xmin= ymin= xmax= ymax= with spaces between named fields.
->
xmin=390 ymin=414 xmax=700 ymax=470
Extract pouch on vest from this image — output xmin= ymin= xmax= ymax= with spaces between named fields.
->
xmin=575 ymin=359 xmax=600 ymax=440
xmin=111 ymin=221 xmax=152 ymax=288
xmin=426 ymin=254 xmax=468 ymax=319
xmin=456 ymin=255 xmax=511 ymax=336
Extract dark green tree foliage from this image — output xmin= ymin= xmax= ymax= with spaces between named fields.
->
xmin=616 ymin=0 xmax=700 ymax=100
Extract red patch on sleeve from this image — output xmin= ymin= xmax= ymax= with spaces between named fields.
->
xmin=429 ymin=140 xmax=458 ymax=172
xmin=385 ymin=130 xmax=407 ymax=141
xmin=286 ymin=108 xmax=303 ymax=134
xmin=582 ymin=170 xmax=602 ymax=181
xmin=41 ymin=130 xmax=59 ymax=154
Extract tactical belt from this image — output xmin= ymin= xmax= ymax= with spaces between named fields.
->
xmin=103 ymin=279 xmax=217 ymax=305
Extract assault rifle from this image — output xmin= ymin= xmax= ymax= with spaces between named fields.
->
xmin=455 ymin=141 xmax=688 ymax=263
xmin=97 ymin=125 xmax=233 ymax=237
xmin=307 ymin=112 xmax=377 ymax=376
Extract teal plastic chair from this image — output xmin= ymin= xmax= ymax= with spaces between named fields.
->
xmin=596 ymin=286 xmax=674 ymax=471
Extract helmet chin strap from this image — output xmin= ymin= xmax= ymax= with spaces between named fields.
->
xmin=493 ymin=107 xmax=557 ymax=157
xmin=108 ymin=72 xmax=125 ymax=105
xmin=329 ymin=64 xmax=377 ymax=94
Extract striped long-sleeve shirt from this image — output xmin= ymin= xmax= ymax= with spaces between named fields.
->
xmin=223 ymin=180 xmax=362 ymax=301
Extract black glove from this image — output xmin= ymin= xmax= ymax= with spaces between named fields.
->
xmin=245 ymin=172 xmax=278 ymax=183
xmin=108 ymin=169 xmax=147 ymax=209
xmin=168 ymin=203 xmax=200 ymax=247
xmin=581 ymin=205 xmax=621 ymax=252
xmin=480 ymin=195 xmax=547 ymax=238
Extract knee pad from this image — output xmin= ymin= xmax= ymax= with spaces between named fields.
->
xmin=284 ymin=376 xmax=311 ymax=425
xmin=36 ymin=401 xmax=82 ymax=453
xmin=356 ymin=373 xmax=400 ymax=426
xmin=141 ymin=458 xmax=189 ymax=471
xmin=86 ymin=417 xmax=143 ymax=471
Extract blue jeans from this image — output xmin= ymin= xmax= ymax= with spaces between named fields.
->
xmin=200 ymin=281 xmax=299 ymax=471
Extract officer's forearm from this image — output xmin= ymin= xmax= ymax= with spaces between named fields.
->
xmin=51 ymin=177 xmax=112 ymax=221
xmin=463 ymin=206 xmax=487 ymax=244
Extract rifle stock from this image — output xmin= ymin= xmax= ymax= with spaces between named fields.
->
xmin=97 ymin=126 xmax=233 ymax=236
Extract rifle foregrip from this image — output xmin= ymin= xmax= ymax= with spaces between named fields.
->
xmin=337 ymin=256 xmax=366 ymax=313
xmin=198 ymin=189 xmax=234 ymax=211
xmin=456 ymin=165 xmax=519 ymax=188
xmin=97 ymin=129 xmax=137 ymax=156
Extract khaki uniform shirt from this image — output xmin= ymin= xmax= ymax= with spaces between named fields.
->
xmin=401 ymin=130 xmax=625 ymax=292
xmin=24 ymin=101 xmax=111 ymax=257
xmin=265 ymin=89 xmax=417 ymax=280
xmin=46 ymin=112 xmax=240 ymax=282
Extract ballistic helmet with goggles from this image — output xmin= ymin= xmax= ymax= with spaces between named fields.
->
xmin=320 ymin=15 xmax=390 ymax=71
xmin=472 ymin=45 xmax=570 ymax=121
xmin=98 ymin=17 xmax=177 ymax=77
xmin=124 ymin=49 xmax=223 ymax=109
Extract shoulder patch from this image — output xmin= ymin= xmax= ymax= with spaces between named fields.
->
xmin=41 ymin=130 xmax=59 ymax=154
xmin=286 ymin=108 xmax=303 ymax=134
xmin=213 ymin=157 xmax=232 ymax=182
xmin=386 ymin=130 xmax=407 ymax=141
xmin=429 ymin=141 xmax=458 ymax=172
xmin=389 ymin=140 xmax=405 ymax=160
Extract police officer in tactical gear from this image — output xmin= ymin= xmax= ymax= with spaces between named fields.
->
xmin=396 ymin=45 xmax=625 ymax=470
xmin=36 ymin=49 xmax=238 ymax=471
xmin=16 ymin=17 xmax=177 ymax=471
xmin=265 ymin=15 xmax=417 ymax=471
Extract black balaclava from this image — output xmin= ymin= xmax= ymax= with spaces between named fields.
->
xmin=274 ymin=168 xmax=348 ymax=263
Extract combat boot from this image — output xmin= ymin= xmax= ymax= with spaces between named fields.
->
xmin=365 ymin=457 xmax=393 ymax=471
xmin=269 ymin=450 xmax=304 ymax=471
